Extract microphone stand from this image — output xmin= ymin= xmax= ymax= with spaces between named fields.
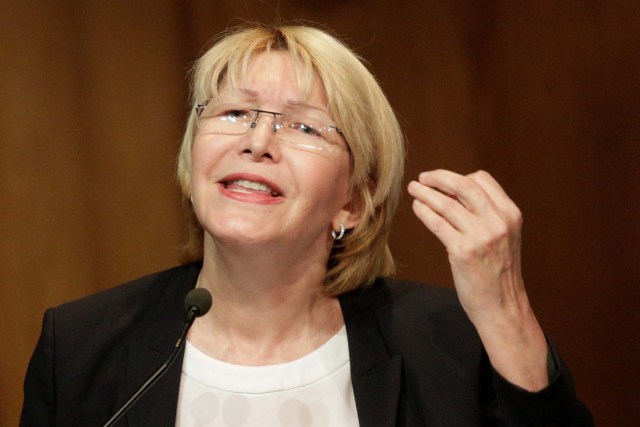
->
xmin=102 ymin=307 xmax=198 ymax=427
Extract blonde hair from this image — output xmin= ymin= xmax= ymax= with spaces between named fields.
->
xmin=177 ymin=24 xmax=405 ymax=295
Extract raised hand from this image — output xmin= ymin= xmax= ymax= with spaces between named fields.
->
xmin=408 ymin=170 xmax=549 ymax=391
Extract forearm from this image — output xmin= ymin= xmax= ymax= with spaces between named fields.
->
xmin=471 ymin=290 xmax=549 ymax=392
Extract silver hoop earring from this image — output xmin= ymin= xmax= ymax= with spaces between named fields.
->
xmin=190 ymin=194 xmax=194 ymax=204
xmin=331 ymin=224 xmax=345 ymax=240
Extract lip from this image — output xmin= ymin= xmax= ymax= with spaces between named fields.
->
xmin=217 ymin=173 xmax=285 ymax=204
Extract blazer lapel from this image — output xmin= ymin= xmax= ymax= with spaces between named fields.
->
xmin=122 ymin=263 xmax=201 ymax=426
xmin=118 ymin=266 xmax=400 ymax=426
xmin=340 ymin=285 xmax=402 ymax=427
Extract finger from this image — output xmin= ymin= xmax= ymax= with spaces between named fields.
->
xmin=467 ymin=171 xmax=510 ymax=207
xmin=408 ymin=180 xmax=475 ymax=232
xmin=467 ymin=171 xmax=522 ymax=226
xmin=411 ymin=198 xmax=459 ymax=246
xmin=418 ymin=170 xmax=493 ymax=216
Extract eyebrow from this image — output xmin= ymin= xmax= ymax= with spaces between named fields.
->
xmin=234 ymin=88 xmax=259 ymax=98
xmin=227 ymin=88 xmax=330 ymax=115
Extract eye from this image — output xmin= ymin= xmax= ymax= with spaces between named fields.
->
xmin=289 ymin=122 xmax=323 ymax=137
xmin=220 ymin=109 xmax=252 ymax=121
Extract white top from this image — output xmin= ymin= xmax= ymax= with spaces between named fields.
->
xmin=175 ymin=326 xmax=359 ymax=426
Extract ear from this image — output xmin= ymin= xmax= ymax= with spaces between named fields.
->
xmin=332 ymin=199 xmax=361 ymax=232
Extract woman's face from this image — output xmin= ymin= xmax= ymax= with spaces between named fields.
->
xmin=190 ymin=52 xmax=356 ymax=253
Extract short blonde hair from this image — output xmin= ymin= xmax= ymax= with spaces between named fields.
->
xmin=177 ymin=24 xmax=405 ymax=296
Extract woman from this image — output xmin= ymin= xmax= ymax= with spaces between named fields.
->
xmin=21 ymin=25 xmax=592 ymax=426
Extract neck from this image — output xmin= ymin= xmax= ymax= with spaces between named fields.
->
xmin=188 ymin=233 xmax=343 ymax=365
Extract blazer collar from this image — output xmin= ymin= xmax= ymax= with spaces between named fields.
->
xmin=124 ymin=263 xmax=201 ymax=426
xmin=340 ymin=280 xmax=402 ymax=427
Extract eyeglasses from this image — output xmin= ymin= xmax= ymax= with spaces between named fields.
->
xmin=195 ymin=100 xmax=347 ymax=156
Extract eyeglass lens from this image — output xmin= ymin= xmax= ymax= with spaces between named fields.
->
xmin=196 ymin=102 xmax=344 ymax=155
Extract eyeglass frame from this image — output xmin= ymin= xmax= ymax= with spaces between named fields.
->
xmin=194 ymin=99 xmax=348 ymax=154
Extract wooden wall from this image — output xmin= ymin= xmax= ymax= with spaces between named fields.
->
xmin=1 ymin=1 xmax=638 ymax=425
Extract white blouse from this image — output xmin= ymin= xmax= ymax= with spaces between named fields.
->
xmin=176 ymin=325 xmax=359 ymax=426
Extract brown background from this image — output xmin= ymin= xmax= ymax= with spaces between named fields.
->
xmin=1 ymin=1 xmax=639 ymax=425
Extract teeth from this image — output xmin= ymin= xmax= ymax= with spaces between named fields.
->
xmin=232 ymin=179 xmax=279 ymax=196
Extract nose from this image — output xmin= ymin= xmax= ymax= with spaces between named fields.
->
xmin=250 ymin=110 xmax=282 ymax=132
xmin=239 ymin=111 xmax=282 ymax=162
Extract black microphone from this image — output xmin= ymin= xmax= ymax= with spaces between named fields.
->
xmin=103 ymin=287 xmax=212 ymax=427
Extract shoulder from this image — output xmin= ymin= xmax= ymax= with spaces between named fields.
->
xmin=54 ymin=263 xmax=200 ymax=319
xmin=24 ymin=263 xmax=201 ymax=424
xmin=48 ymin=263 xmax=201 ymax=354
xmin=341 ymin=277 xmax=464 ymax=321
xmin=341 ymin=277 xmax=483 ymax=363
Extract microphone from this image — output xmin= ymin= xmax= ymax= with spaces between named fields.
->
xmin=103 ymin=287 xmax=212 ymax=427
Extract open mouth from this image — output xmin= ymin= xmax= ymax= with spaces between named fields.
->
xmin=223 ymin=179 xmax=282 ymax=197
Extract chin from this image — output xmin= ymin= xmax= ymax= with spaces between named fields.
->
xmin=205 ymin=222 xmax=277 ymax=246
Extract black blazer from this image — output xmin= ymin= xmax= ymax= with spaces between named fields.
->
xmin=21 ymin=263 xmax=592 ymax=426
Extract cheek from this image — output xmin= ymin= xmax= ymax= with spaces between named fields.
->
xmin=294 ymin=156 xmax=351 ymax=208
xmin=191 ymin=137 xmax=224 ymax=182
